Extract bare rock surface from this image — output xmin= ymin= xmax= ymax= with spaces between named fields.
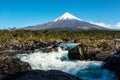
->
xmin=0 ymin=55 xmax=31 ymax=77
xmin=1 ymin=70 xmax=82 ymax=80
xmin=68 ymin=43 xmax=119 ymax=60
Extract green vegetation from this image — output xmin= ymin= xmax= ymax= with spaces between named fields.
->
xmin=0 ymin=30 xmax=120 ymax=46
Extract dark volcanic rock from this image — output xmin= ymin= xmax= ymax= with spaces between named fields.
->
xmin=1 ymin=70 xmax=82 ymax=80
xmin=0 ymin=50 xmax=28 ymax=57
xmin=102 ymin=51 xmax=120 ymax=79
xmin=0 ymin=55 xmax=31 ymax=77
xmin=52 ymin=45 xmax=62 ymax=52
xmin=0 ymin=41 xmax=54 ymax=51
xmin=42 ymin=44 xmax=62 ymax=53
xmin=68 ymin=43 xmax=118 ymax=61
xmin=42 ymin=48 xmax=53 ymax=53
xmin=68 ymin=44 xmax=85 ymax=60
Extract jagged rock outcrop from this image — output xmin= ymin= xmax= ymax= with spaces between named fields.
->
xmin=0 ymin=55 xmax=31 ymax=77
xmin=102 ymin=51 xmax=120 ymax=79
xmin=68 ymin=43 xmax=119 ymax=60
xmin=1 ymin=70 xmax=82 ymax=80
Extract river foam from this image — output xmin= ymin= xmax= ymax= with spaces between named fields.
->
xmin=17 ymin=43 xmax=117 ymax=80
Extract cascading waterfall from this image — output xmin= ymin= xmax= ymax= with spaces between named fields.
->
xmin=17 ymin=43 xmax=117 ymax=80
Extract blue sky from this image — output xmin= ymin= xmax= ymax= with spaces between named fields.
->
xmin=0 ymin=0 xmax=120 ymax=29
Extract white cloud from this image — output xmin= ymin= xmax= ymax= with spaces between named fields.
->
xmin=114 ymin=22 xmax=120 ymax=29
xmin=90 ymin=22 xmax=111 ymax=28
xmin=90 ymin=21 xmax=120 ymax=30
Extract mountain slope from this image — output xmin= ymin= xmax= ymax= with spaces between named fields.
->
xmin=24 ymin=12 xmax=109 ymax=30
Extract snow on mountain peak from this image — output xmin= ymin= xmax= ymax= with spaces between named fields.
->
xmin=54 ymin=12 xmax=81 ymax=22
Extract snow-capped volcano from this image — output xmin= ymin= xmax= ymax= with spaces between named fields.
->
xmin=54 ymin=12 xmax=81 ymax=21
xmin=24 ymin=12 xmax=109 ymax=31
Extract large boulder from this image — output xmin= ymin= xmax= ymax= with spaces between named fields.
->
xmin=68 ymin=43 xmax=118 ymax=60
xmin=68 ymin=44 xmax=85 ymax=60
xmin=102 ymin=51 xmax=120 ymax=79
xmin=1 ymin=70 xmax=82 ymax=80
xmin=0 ymin=55 xmax=31 ymax=77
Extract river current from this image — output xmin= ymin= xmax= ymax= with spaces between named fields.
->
xmin=17 ymin=43 xmax=117 ymax=80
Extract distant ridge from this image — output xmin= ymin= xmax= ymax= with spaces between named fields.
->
xmin=24 ymin=12 xmax=109 ymax=31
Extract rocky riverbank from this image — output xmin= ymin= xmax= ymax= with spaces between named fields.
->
xmin=0 ymin=55 xmax=31 ymax=77
xmin=68 ymin=41 xmax=120 ymax=61
xmin=0 ymin=41 xmax=59 ymax=51
xmin=0 ymin=40 xmax=120 ymax=79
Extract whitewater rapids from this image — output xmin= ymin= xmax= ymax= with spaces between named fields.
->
xmin=17 ymin=43 xmax=117 ymax=80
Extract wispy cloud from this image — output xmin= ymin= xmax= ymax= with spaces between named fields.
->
xmin=90 ymin=21 xmax=120 ymax=30
xmin=90 ymin=22 xmax=111 ymax=28
xmin=114 ymin=22 xmax=120 ymax=29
